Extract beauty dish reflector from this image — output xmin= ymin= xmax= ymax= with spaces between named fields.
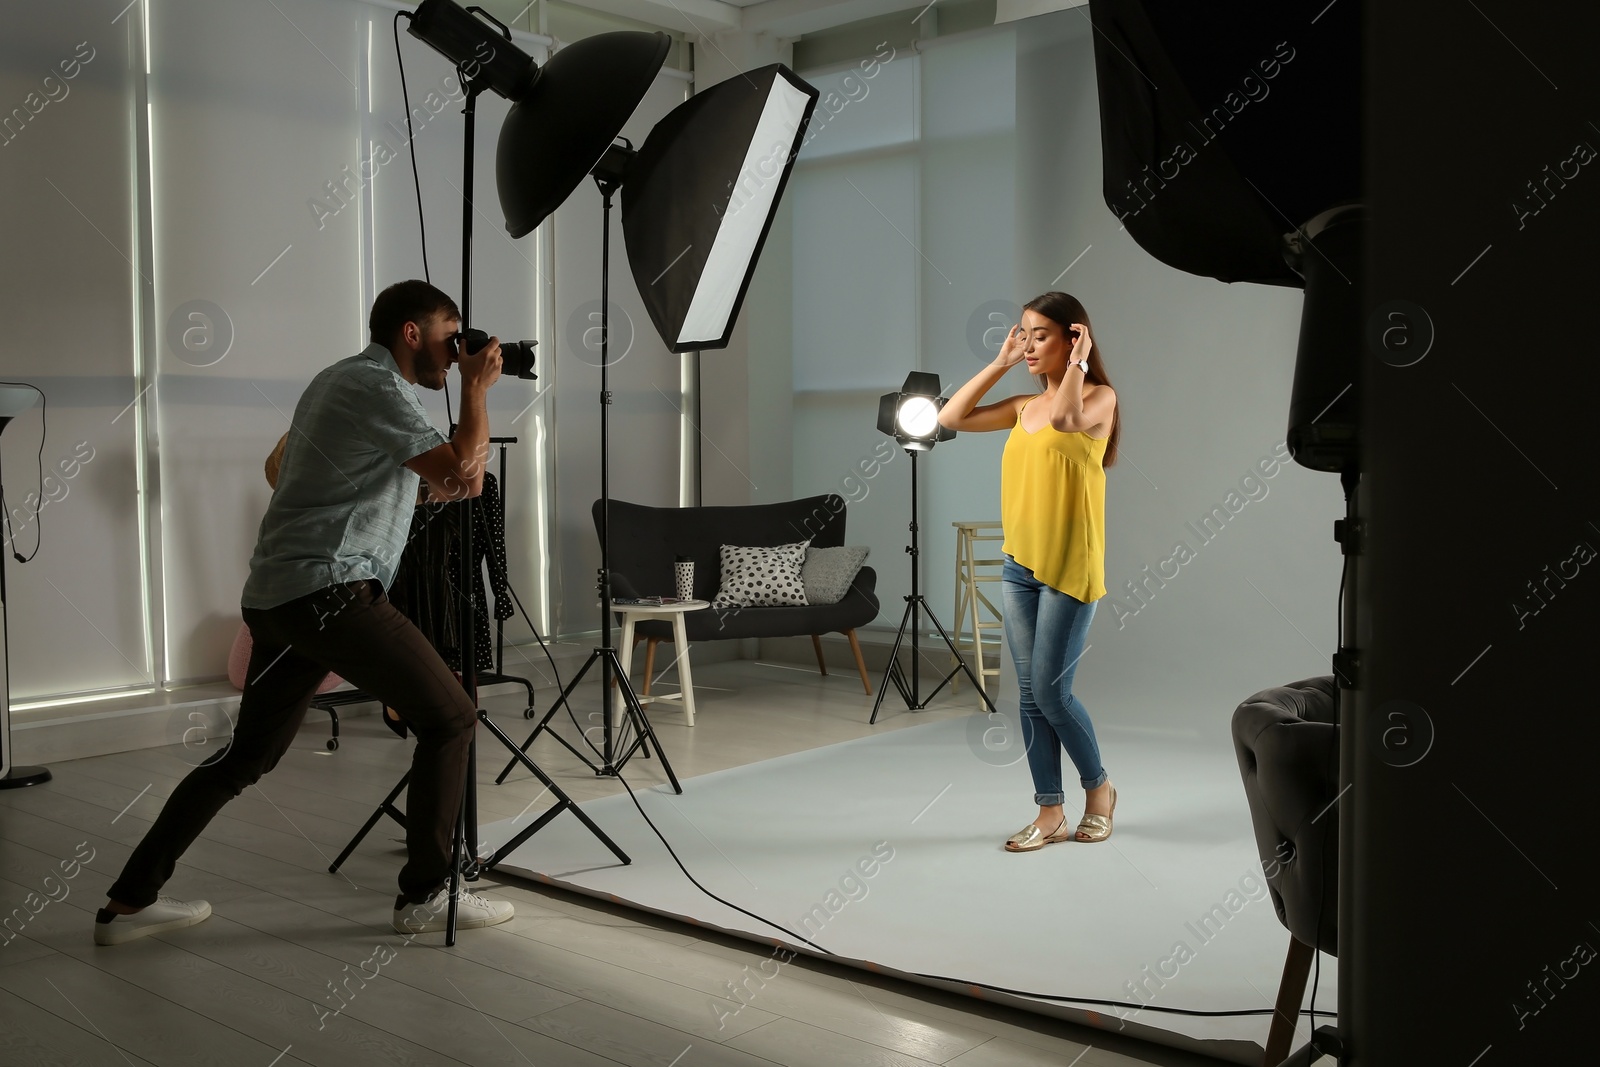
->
xmin=496 ymin=31 xmax=672 ymax=239
xmin=621 ymin=64 xmax=819 ymax=353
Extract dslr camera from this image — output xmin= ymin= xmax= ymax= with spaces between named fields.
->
xmin=457 ymin=327 xmax=536 ymax=380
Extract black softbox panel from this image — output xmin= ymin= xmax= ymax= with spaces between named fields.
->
xmin=621 ymin=64 xmax=819 ymax=353
xmin=1086 ymin=0 xmax=1361 ymax=286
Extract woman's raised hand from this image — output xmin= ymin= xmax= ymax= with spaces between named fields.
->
xmin=1069 ymin=323 xmax=1093 ymax=364
xmin=994 ymin=323 xmax=1028 ymax=368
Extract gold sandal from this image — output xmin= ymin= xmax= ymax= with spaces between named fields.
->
xmin=1074 ymin=785 xmax=1117 ymax=843
xmin=1004 ymin=815 xmax=1071 ymax=852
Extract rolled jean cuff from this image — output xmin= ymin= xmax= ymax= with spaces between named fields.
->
xmin=1081 ymin=769 xmax=1109 ymax=791
xmin=1034 ymin=792 xmax=1066 ymax=806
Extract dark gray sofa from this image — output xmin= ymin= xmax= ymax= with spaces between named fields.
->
xmin=594 ymin=494 xmax=879 ymax=693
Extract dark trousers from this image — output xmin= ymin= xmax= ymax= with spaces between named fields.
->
xmin=108 ymin=579 xmax=476 ymax=908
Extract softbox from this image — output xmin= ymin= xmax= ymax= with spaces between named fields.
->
xmin=1086 ymin=0 xmax=1362 ymax=469
xmin=621 ymin=64 xmax=819 ymax=352
xmin=1086 ymin=0 xmax=1360 ymax=286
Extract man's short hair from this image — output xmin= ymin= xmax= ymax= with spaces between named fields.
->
xmin=369 ymin=280 xmax=460 ymax=347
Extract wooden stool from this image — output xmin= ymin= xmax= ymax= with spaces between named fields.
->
xmin=951 ymin=521 xmax=1005 ymax=706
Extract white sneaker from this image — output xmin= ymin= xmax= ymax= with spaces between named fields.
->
xmin=392 ymin=885 xmax=514 ymax=934
xmin=94 ymin=896 xmax=211 ymax=946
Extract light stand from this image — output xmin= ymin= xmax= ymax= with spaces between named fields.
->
xmin=870 ymin=374 xmax=1002 ymax=725
xmin=330 ymin=69 xmax=630 ymax=945
xmin=1282 ymin=204 xmax=1361 ymax=1066
xmin=0 ymin=385 xmax=51 ymax=789
xmin=400 ymin=3 xmax=816 ymax=795
xmin=498 ymin=154 xmax=682 ymax=792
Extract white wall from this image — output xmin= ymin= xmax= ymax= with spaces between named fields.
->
xmin=692 ymin=32 xmax=795 ymax=511
xmin=0 ymin=0 xmax=690 ymax=705
xmin=0 ymin=0 xmax=153 ymax=702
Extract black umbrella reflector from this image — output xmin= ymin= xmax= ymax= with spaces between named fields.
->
xmin=621 ymin=64 xmax=819 ymax=353
xmin=496 ymin=31 xmax=671 ymax=239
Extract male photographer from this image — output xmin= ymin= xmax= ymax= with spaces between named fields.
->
xmin=95 ymin=280 xmax=511 ymax=943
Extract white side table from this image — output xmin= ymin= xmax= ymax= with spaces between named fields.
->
xmin=613 ymin=600 xmax=709 ymax=726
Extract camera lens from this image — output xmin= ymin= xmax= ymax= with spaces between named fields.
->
xmin=458 ymin=328 xmax=536 ymax=380
xmin=502 ymin=340 xmax=537 ymax=380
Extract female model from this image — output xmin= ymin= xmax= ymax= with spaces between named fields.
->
xmin=938 ymin=291 xmax=1120 ymax=851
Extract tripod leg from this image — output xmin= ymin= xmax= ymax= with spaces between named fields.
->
xmin=476 ymin=711 xmax=631 ymax=865
xmin=496 ymin=652 xmax=603 ymax=783
xmin=918 ymin=598 xmax=1004 ymax=716
xmin=446 ymin=781 xmax=465 ymax=947
xmin=613 ymin=622 xmax=654 ymax=760
xmin=870 ymin=599 xmax=918 ymax=724
xmin=610 ymin=656 xmax=681 ymax=794
xmin=329 ymin=770 xmax=410 ymax=873
xmin=464 ymin=734 xmax=480 ymax=877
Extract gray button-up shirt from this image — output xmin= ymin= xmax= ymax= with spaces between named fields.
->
xmin=241 ymin=343 xmax=447 ymax=610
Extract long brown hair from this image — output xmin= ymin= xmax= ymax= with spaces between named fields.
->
xmin=1022 ymin=291 xmax=1121 ymax=468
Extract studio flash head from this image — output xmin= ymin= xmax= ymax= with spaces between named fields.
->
xmin=458 ymin=327 xmax=537 ymax=380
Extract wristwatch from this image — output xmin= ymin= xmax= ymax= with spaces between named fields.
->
xmin=1068 ymin=359 xmax=1089 ymax=374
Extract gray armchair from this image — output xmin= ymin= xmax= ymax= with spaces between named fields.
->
xmin=1231 ymin=675 xmax=1339 ymax=1066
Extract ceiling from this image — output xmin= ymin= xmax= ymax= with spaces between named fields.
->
xmin=482 ymin=0 xmax=976 ymax=41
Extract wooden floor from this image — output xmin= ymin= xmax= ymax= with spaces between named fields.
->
xmin=0 ymin=656 xmax=1235 ymax=1067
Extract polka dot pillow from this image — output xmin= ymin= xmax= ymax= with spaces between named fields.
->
xmin=712 ymin=541 xmax=811 ymax=609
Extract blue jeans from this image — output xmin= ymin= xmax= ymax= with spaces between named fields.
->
xmin=1002 ymin=556 xmax=1107 ymax=804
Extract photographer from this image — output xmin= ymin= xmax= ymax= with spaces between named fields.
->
xmin=939 ymin=291 xmax=1121 ymax=853
xmin=95 ymin=280 xmax=511 ymax=943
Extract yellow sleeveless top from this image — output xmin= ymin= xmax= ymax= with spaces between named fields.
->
xmin=1000 ymin=396 xmax=1108 ymax=602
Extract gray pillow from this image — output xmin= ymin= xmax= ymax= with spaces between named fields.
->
xmin=802 ymin=546 xmax=870 ymax=605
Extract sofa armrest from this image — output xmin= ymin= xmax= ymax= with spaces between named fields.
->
xmin=849 ymin=564 xmax=878 ymax=601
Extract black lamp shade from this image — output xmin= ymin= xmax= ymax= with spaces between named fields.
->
xmin=496 ymin=31 xmax=672 ymax=239
xmin=621 ymin=64 xmax=819 ymax=352
xmin=408 ymin=0 xmax=539 ymax=101
xmin=878 ymin=371 xmax=953 ymax=452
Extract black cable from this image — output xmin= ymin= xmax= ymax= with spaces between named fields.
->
xmin=393 ymin=11 xmax=431 ymax=284
xmin=504 ymin=583 xmax=598 ymax=748
xmin=487 ymin=588 xmax=1331 ymax=1018
xmin=497 ymin=575 xmax=599 ymax=746
xmin=606 ymin=764 xmax=832 ymax=954
xmin=505 ymin=583 xmax=647 ymax=765
xmin=601 ymin=761 xmax=1320 ymax=1019
xmin=0 ymin=381 xmax=47 ymax=564
xmin=507 ymin=584 xmax=566 ymax=692
xmin=459 ymin=527 xmax=620 ymax=761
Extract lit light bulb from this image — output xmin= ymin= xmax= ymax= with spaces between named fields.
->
xmin=896 ymin=396 xmax=939 ymax=438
